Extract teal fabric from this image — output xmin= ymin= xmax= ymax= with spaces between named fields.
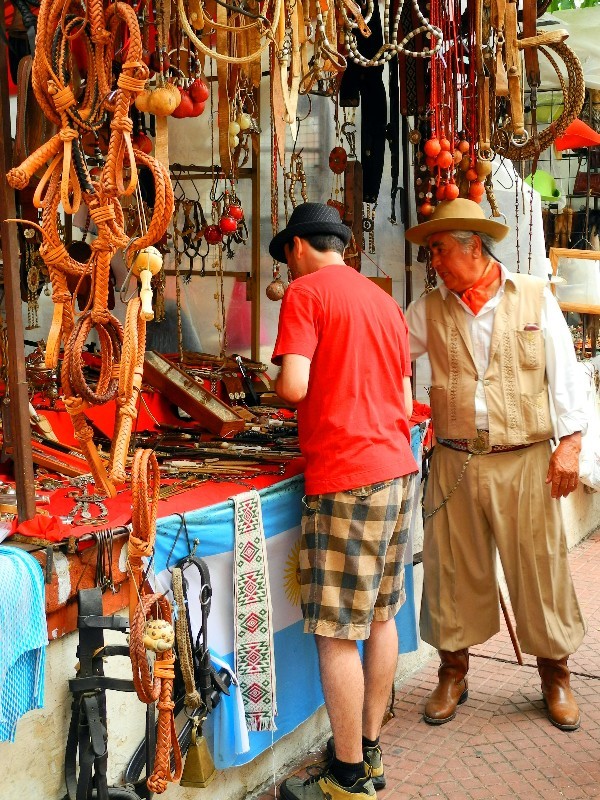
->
xmin=0 ymin=546 xmax=47 ymax=742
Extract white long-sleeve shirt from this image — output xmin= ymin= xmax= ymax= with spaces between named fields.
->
xmin=405 ymin=264 xmax=587 ymax=439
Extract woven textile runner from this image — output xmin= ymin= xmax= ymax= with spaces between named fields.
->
xmin=233 ymin=490 xmax=277 ymax=732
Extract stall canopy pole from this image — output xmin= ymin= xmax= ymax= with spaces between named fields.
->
xmin=250 ymin=86 xmax=261 ymax=363
xmin=0 ymin=5 xmax=37 ymax=522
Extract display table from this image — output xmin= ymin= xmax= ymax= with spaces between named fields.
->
xmin=1 ymin=402 xmax=430 ymax=761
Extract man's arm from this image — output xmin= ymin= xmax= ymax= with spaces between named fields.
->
xmin=542 ymin=289 xmax=585 ymax=499
xmin=404 ymin=298 xmax=428 ymax=360
xmin=274 ymin=354 xmax=311 ymax=405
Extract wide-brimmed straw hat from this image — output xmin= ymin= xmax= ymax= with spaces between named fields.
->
xmin=269 ymin=202 xmax=352 ymax=264
xmin=405 ymin=198 xmax=510 ymax=246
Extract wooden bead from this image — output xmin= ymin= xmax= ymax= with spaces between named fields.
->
xmin=132 ymin=246 xmax=162 ymax=277
xmin=148 ymin=85 xmax=181 ymax=117
xmin=476 ymin=159 xmax=493 ymax=178
xmin=424 ymin=138 xmax=442 ymax=158
xmin=436 ymin=150 xmax=454 ymax=169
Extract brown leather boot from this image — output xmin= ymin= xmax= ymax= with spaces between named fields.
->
xmin=537 ymin=657 xmax=580 ymax=731
xmin=423 ymin=649 xmax=469 ymax=725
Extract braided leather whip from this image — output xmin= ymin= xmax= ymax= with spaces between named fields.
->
xmin=130 ymin=593 xmax=183 ymax=793
xmin=128 ymin=449 xmax=182 ymax=793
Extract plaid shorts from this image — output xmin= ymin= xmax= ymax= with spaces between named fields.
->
xmin=299 ymin=475 xmax=413 ymax=640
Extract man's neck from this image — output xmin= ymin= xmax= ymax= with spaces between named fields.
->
xmin=299 ymin=253 xmax=347 ymax=276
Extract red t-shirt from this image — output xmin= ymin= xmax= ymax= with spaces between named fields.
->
xmin=272 ymin=264 xmax=417 ymax=494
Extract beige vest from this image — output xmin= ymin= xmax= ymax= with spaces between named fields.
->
xmin=424 ymin=274 xmax=554 ymax=445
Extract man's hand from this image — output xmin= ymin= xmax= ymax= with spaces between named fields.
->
xmin=546 ymin=431 xmax=582 ymax=499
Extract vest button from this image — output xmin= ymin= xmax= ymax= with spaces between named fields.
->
xmin=483 ymin=379 xmax=491 ymax=386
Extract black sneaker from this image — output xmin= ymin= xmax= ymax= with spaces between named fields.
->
xmin=326 ymin=738 xmax=386 ymax=791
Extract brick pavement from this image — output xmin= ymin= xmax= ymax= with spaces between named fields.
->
xmin=255 ymin=530 xmax=600 ymax=799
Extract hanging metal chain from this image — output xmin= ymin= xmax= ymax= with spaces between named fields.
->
xmin=423 ymin=453 xmax=472 ymax=520
xmin=514 ymin=173 xmax=521 ymax=273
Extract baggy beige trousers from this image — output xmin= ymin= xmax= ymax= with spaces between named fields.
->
xmin=420 ymin=440 xmax=586 ymax=659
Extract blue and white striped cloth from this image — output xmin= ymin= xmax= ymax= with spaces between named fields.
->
xmin=0 ymin=545 xmax=47 ymax=742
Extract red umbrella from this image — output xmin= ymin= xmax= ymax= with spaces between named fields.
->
xmin=554 ymin=118 xmax=600 ymax=151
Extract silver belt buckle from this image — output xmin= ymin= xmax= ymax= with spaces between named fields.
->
xmin=467 ymin=429 xmax=492 ymax=454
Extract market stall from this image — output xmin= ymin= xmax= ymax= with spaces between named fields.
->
xmin=1 ymin=0 xmax=600 ymax=798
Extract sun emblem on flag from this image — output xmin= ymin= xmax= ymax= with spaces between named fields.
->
xmin=283 ymin=536 xmax=302 ymax=606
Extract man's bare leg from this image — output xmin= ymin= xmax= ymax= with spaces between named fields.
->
xmin=315 ymin=635 xmax=364 ymax=763
xmin=362 ymin=618 xmax=398 ymax=740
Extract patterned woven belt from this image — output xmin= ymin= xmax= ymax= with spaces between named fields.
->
xmin=437 ymin=432 xmax=533 ymax=455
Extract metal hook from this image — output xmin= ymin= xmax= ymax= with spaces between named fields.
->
xmin=165 ymin=513 xmax=195 ymax=572
xmin=119 ymin=236 xmax=141 ymax=304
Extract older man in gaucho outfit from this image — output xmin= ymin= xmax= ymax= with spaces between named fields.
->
xmin=405 ymin=198 xmax=587 ymax=732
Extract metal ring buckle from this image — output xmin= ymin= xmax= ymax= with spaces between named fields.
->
xmin=510 ymin=130 xmax=530 ymax=147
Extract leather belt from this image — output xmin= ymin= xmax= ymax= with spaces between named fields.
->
xmin=437 ymin=430 xmax=534 ymax=455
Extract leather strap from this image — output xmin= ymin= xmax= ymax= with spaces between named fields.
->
xmin=271 ymin=43 xmax=287 ymax=166
xmin=343 ymin=158 xmax=363 ymax=270
xmin=339 ymin=0 xmax=386 ymax=204
xmin=505 ymin=0 xmax=525 ymax=137
xmin=522 ymin=0 xmax=540 ymax=90
xmin=280 ymin=0 xmax=302 ymax=141
xmin=478 ymin=76 xmax=492 ymax=153
xmin=397 ymin=0 xmax=427 ymax=116
xmin=64 ymin=589 xmax=141 ymax=800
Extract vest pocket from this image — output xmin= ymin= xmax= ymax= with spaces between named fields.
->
xmin=521 ymin=390 xmax=551 ymax=435
xmin=515 ymin=329 xmax=544 ymax=370
xmin=429 ymin=386 xmax=448 ymax=432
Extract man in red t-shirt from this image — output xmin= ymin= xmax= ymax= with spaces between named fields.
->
xmin=271 ymin=203 xmax=417 ymax=800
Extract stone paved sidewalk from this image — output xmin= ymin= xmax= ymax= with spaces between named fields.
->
xmin=256 ymin=530 xmax=600 ymax=799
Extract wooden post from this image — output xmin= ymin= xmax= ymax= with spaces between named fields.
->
xmin=0 ymin=5 xmax=37 ymax=522
xmin=402 ymin=116 xmax=417 ymax=395
xmin=402 ymin=116 xmax=413 ymax=310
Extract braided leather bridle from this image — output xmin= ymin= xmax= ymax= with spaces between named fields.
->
xmin=7 ymin=0 xmax=173 ymax=497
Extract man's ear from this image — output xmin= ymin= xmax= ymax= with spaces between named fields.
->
xmin=292 ymin=235 xmax=304 ymax=256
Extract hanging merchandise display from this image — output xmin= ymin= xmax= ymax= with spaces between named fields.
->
xmin=0 ymin=0 xmax=600 ymax=800
xmin=408 ymin=0 xmax=586 ymax=234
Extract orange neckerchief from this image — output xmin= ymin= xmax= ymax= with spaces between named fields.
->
xmin=459 ymin=261 xmax=501 ymax=315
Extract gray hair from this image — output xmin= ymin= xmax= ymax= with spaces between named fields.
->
xmin=449 ymin=231 xmax=496 ymax=257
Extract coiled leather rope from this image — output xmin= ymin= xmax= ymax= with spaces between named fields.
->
xmin=499 ymin=39 xmax=585 ymax=161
